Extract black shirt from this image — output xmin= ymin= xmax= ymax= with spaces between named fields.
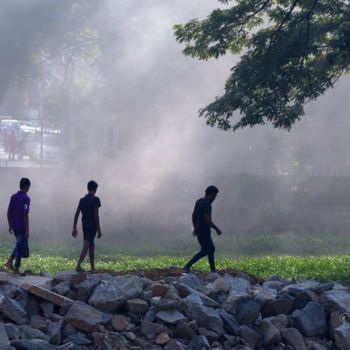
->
xmin=192 ymin=197 xmax=212 ymax=235
xmin=78 ymin=194 xmax=101 ymax=229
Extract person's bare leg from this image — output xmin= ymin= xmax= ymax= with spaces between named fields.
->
xmin=89 ymin=242 xmax=96 ymax=272
xmin=76 ymin=241 xmax=89 ymax=271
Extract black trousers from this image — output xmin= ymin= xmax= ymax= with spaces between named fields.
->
xmin=186 ymin=233 xmax=216 ymax=271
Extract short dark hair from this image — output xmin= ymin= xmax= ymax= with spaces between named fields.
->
xmin=205 ymin=185 xmax=219 ymax=195
xmin=87 ymin=180 xmax=98 ymax=191
xmin=20 ymin=178 xmax=31 ymax=190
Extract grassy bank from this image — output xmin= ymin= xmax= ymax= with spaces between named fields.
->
xmin=1 ymin=231 xmax=350 ymax=283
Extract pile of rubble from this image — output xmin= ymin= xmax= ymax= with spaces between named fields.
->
xmin=0 ymin=268 xmax=349 ymax=349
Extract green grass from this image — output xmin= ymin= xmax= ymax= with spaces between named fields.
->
xmin=2 ymin=231 xmax=350 ymax=284
xmin=1 ymin=244 xmax=350 ymax=284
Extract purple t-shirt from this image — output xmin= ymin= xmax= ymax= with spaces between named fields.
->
xmin=8 ymin=191 xmax=30 ymax=230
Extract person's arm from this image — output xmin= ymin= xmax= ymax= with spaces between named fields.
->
xmin=72 ymin=207 xmax=80 ymax=238
xmin=24 ymin=213 xmax=29 ymax=239
xmin=94 ymin=207 xmax=102 ymax=238
xmin=7 ymin=204 xmax=12 ymax=234
xmin=204 ymin=213 xmax=222 ymax=235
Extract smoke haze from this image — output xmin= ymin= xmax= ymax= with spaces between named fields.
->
xmin=1 ymin=0 xmax=350 ymax=253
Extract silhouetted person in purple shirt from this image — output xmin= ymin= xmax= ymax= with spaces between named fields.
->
xmin=72 ymin=180 xmax=102 ymax=272
xmin=184 ymin=186 xmax=222 ymax=273
xmin=5 ymin=178 xmax=31 ymax=275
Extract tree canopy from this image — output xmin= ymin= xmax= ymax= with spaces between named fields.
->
xmin=0 ymin=0 xmax=100 ymax=106
xmin=174 ymin=0 xmax=350 ymax=131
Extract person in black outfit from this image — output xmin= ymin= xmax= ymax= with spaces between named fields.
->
xmin=72 ymin=180 xmax=102 ymax=272
xmin=184 ymin=186 xmax=222 ymax=273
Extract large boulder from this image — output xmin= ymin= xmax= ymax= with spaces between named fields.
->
xmin=334 ymin=324 xmax=350 ymax=350
xmin=224 ymin=275 xmax=251 ymax=295
xmin=179 ymin=274 xmax=203 ymax=291
xmin=64 ymin=301 xmax=102 ymax=331
xmin=292 ymin=302 xmax=327 ymax=337
xmin=19 ymin=325 xmax=48 ymax=341
xmin=280 ymin=280 xmax=321 ymax=295
xmin=53 ymin=271 xmax=86 ymax=286
xmin=189 ymin=304 xmax=223 ymax=334
xmin=280 ymin=327 xmax=307 ymax=350
xmin=0 ymin=294 xmax=27 ymax=324
xmin=321 ymin=290 xmax=350 ymax=314
xmin=217 ymin=309 xmax=240 ymax=335
xmin=236 ymin=296 xmax=261 ymax=324
xmin=0 ymin=323 xmax=10 ymax=348
xmin=88 ymin=275 xmax=144 ymax=312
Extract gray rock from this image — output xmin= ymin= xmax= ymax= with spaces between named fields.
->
xmin=29 ymin=316 xmax=48 ymax=332
xmin=262 ymin=298 xmax=293 ymax=317
xmin=0 ymin=294 xmax=27 ymax=324
xmin=19 ymin=325 xmax=48 ymax=341
xmin=187 ymin=335 xmax=210 ymax=350
xmin=156 ymin=309 xmax=186 ymax=324
xmin=0 ymin=323 xmax=10 ymax=347
xmin=10 ymin=339 xmax=59 ymax=350
xmin=63 ymin=332 xmax=91 ymax=345
xmin=52 ymin=282 xmax=70 ymax=296
xmin=15 ymin=293 xmax=40 ymax=319
xmin=184 ymin=293 xmax=203 ymax=306
xmin=334 ymin=324 xmax=350 ymax=350
xmin=322 ymin=290 xmax=350 ymax=314
xmin=146 ymin=283 xmax=171 ymax=297
xmin=40 ymin=302 xmax=54 ymax=318
xmin=189 ymin=304 xmax=223 ymax=333
xmin=263 ymin=280 xmax=286 ymax=291
xmin=126 ymin=298 xmax=149 ymax=314
xmin=74 ymin=279 xmax=98 ymax=303
xmin=62 ymin=324 xmax=77 ymax=339
xmin=47 ymin=321 xmax=62 ymax=345
xmin=164 ymin=339 xmax=186 ymax=350
xmin=198 ymin=327 xmax=219 ymax=342
xmin=280 ymin=280 xmax=321 ymax=295
xmin=39 ymin=271 xmax=53 ymax=278
xmin=179 ymin=274 xmax=202 ymax=291
xmin=236 ymin=296 xmax=261 ymax=324
xmin=224 ymin=275 xmax=251 ymax=295
xmin=152 ymin=298 xmax=179 ymax=310
xmin=204 ymin=272 xmax=221 ymax=283
xmin=0 ymin=284 xmax=17 ymax=299
xmin=4 ymin=323 xmax=19 ymax=340
xmin=254 ymin=289 xmax=277 ymax=305
xmin=111 ymin=315 xmax=129 ymax=331
xmin=259 ymin=319 xmax=281 ymax=345
xmin=217 ymin=309 xmax=240 ymax=335
xmin=88 ymin=275 xmax=144 ymax=312
xmin=240 ymin=325 xmax=260 ymax=349
xmin=53 ymin=271 xmax=86 ymax=286
xmin=174 ymin=320 xmax=196 ymax=340
xmin=267 ymin=314 xmax=289 ymax=330
xmin=292 ymin=302 xmax=327 ymax=336
xmin=141 ymin=321 xmax=167 ymax=335
xmin=144 ymin=308 xmax=157 ymax=323
xmin=308 ymin=341 xmax=329 ymax=350
xmin=280 ymin=327 xmax=307 ymax=350
xmin=64 ymin=301 xmax=102 ymax=331
xmin=207 ymin=278 xmax=230 ymax=295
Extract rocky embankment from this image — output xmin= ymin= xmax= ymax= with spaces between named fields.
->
xmin=0 ymin=268 xmax=349 ymax=349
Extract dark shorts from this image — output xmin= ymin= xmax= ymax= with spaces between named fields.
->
xmin=83 ymin=227 xmax=97 ymax=242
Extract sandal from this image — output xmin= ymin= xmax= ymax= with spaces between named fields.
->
xmin=4 ymin=262 xmax=14 ymax=271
